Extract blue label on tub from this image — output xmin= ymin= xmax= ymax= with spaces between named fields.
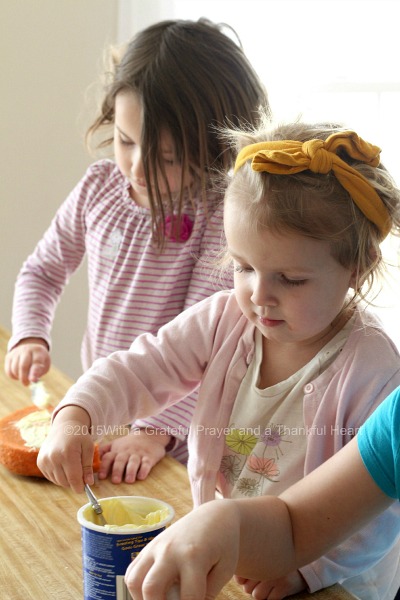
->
xmin=81 ymin=526 xmax=165 ymax=600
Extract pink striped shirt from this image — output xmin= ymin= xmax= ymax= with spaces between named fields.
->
xmin=9 ymin=160 xmax=232 ymax=462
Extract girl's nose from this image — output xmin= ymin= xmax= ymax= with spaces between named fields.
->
xmin=130 ymin=147 xmax=145 ymax=182
xmin=251 ymin=277 xmax=278 ymax=308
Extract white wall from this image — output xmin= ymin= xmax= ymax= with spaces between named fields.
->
xmin=117 ymin=0 xmax=175 ymax=41
xmin=1 ymin=1 xmax=118 ymax=379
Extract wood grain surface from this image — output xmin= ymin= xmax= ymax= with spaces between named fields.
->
xmin=0 ymin=326 xmax=354 ymax=599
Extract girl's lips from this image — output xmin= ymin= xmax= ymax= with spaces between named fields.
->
xmin=259 ymin=317 xmax=284 ymax=327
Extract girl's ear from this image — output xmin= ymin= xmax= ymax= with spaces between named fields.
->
xmin=349 ymin=246 xmax=379 ymax=290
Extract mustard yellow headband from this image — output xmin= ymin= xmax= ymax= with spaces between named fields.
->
xmin=234 ymin=130 xmax=391 ymax=238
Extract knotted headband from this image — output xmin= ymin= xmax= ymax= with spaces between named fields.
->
xmin=234 ymin=130 xmax=391 ymax=238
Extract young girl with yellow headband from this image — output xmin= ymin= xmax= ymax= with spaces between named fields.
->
xmin=38 ymin=116 xmax=400 ymax=599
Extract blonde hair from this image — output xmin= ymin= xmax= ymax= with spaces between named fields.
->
xmin=223 ymin=115 xmax=400 ymax=302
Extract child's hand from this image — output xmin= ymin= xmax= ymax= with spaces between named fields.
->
xmin=37 ymin=405 xmax=94 ymax=493
xmin=125 ymin=499 xmax=240 ymax=600
xmin=235 ymin=570 xmax=306 ymax=599
xmin=98 ymin=428 xmax=172 ymax=484
xmin=5 ymin=338 xmax=50 ymax=385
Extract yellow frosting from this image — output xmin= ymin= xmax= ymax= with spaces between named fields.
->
xmin=84 ymin=497 xmax=172 ymax=530
xmin=102 ymin=498 xmax=170 ymax=530
xmin=15 ymin=409 xmax=51 ymax=449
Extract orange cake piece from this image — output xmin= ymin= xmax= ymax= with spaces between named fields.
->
xmin=0 ymin=405 xmax=100 ymax=478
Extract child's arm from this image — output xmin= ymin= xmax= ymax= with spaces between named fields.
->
xmin=5 ymin=338 xmax=50 ymax=385
xmin=37 ymin=405 xmax=94 ymax=493
xmin=234 ymin=435 xmax=398 ymax=598
xmin=124 ymin=438 xmax=393 ymax=600
xmin=280 ymin=437 xmax=393 ymax=566
xmin=7 ymin=164 xmax=97 ymax=386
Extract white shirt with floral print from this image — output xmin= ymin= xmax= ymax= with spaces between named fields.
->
xmin=217 ymin=318 xmax=355 ymax=498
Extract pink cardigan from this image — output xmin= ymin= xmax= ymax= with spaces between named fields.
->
xmin=56 ymin=290 xmax=400 ymax=595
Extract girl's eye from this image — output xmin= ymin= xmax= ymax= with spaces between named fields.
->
xmin=281 ymin=275 xmax=306 ymax=286
xmin=118 ymin=135 xmax=134 ymax=146
xmin=234 ymin=264 xmax=253 ymax=273
xmin=162 ymin=152 xmax=178 ymax=166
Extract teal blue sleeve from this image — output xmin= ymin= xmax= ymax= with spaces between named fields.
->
xmin=357 ymin=387 xmax=400 ymax=500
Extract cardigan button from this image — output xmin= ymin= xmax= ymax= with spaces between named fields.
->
xmin=304 ymin=383 xmax=314 ymax=393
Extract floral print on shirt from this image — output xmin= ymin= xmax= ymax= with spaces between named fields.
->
xmin=220 ymin=422 xmax=292 ymax=497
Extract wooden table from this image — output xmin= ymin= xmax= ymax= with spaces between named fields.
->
xmin=0 ymin=326 xmax=354 ymax=599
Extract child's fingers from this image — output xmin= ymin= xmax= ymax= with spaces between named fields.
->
xmin=63 ymin=460 xmax=90 ymax=493
xmin=136 ymin=456 xmax=156 ymax=481
xmin=108 ymin=452 xmax=132 ymax=484
xmin=82 ymin=464 xmax=95 ymax=487
xmin=111 ymin=452 xmax=144 ymax=484
xmin=16 ymin=354 xmax=32 ymax=386
xmin=37 ymin=447 xmax=75 ymax=489
xmin=4 ymin=345 xmax=50 ymax=385
xmin=81 ymin=445 xmax=95 ymax=488
xmin=29 ymin=362 xmax=49 ymax=383
xmin=4 ymin=350 xmax=30 ymax=384
xmin=125 ymin=516 xmax=231 ymax=600
xmin=38 ymin=436 xmax=94 ymax=493
xmin=29 ymin=347 xmax=51 ymax=382
xmin=4 ymin=352 xmax=19 ymax=381
xmin=98 ymin=448 xmax=125 ymax=481
xmin=98 ymin=441 xmax=112 ymax=457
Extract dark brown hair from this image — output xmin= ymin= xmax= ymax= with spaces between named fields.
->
xmin=87 ymin=18 xmax=270 ymax=245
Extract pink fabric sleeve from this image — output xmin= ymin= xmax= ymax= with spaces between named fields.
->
xmin=7 ymin=163 xmax=112 ymax=352
xmin=52 ymin=292 xmax=226 ymax=433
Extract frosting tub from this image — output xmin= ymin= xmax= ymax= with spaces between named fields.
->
xmin=77 ymin=496 xmax=175 ymax=600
